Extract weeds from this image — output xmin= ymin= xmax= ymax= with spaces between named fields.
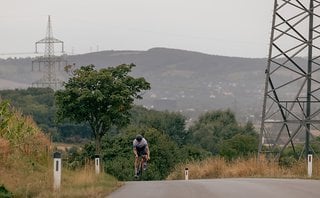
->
xmin=167 ymin=156 xmax=320 ymax=180
xmin=0 ymin=100 xmax=120 ymax=197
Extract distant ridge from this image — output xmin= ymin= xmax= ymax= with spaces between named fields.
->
xmin=0 ymin=47 xmax=268 ymax=121
xmin=0 ymin=79 xmax=28 ymax=89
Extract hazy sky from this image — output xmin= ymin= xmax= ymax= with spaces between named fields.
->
xmin=0 ymin=0 xmax=274 ymax=58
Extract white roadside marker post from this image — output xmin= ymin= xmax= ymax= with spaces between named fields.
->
xmin=185 ymin=167 xmax=189 ymax=180
xmin=53 ymin=152 xmax=62 ymax=191
xmin=308 ymin=154 xmax=313 ymax=178
xmin=95 ymin=154 xmax=100 ymax=174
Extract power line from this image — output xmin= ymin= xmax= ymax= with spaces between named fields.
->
xmin=31 ymin=15 xmax=67 ymax=90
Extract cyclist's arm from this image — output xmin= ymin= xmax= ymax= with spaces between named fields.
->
xmin=146 ymin=145 xmax=150 ymax=160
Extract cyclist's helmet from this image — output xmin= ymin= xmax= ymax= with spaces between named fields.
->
xmin=136 ymin=134 xmax=143 ymax=142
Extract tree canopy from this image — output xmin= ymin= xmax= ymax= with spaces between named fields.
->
xmin=187 ymin=110 xmax=258 ymax=159
xmin=55 ymin=64 xmax=150 ymax=154
xmin=0 ymin=87 xmax=92 ymax=142
xmin=129 ymin=106 xmax=188 ymax=145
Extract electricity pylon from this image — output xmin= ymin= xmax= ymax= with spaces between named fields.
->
xmin=32 ymin=15 xmax=67 ymax=90
xmin=259 ymin=0 xmax=320 ymax=160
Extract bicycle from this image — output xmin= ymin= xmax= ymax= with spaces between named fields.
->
xmin=135 ymin=155 xmax=147 ymax=179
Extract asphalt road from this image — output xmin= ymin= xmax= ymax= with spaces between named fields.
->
xmin=107 ymin=178 xmax=320 ymax=198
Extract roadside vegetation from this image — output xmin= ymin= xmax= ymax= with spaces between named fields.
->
xmin=0 ymin=100 xmax=119 ymax=197
xmin=167 ymin=156 xmax=320 ymax=180
xmin=2 ymin=87 xmax=320 ymax=182
xmin=1 ymin=62 xmax=320 ymax=193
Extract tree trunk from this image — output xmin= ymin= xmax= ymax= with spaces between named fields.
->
xmin=95 ymin=134 xmax=101 ymax=155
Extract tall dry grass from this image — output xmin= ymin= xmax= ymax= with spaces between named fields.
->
xmin=0 ymin=101 xmax=52 ymax=196
xmin=1 ymin=156 xmax=120 ymax=197
xmin=36 ymin=167 xmax=121 ymax=198
xmin=0 ymin=101 xmax=120 ymax=197
xmin=167 ymin=156 xmax=320 ymax=180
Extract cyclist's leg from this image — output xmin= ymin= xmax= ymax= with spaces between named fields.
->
xmin=134 ymin=159 xmax=138 ymax=175
xmin=134 ymin=154 xmax=140 ymax=176
xmin=136 ymin=150 xmax=145 ymax=175
xmin=141 ymin=155 xmax=147 ymax=170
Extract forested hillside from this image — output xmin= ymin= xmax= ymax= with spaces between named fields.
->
xmin=0 ymin=48 xmax=268 ymax=122
xmin=0 ymin=88 xmax=91 ymax=142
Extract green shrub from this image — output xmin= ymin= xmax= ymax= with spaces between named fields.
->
xmin=0 ymin=185 xmax=13 ymax=198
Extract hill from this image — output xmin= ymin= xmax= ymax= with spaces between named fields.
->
xmin=0 ymin=78 xmax=28 ymax=89
xmin=0 ymin=48 xmax=268 ymax=122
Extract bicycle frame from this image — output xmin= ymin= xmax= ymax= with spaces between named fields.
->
xmin=136 ymin=155 xmax=147 ymax=177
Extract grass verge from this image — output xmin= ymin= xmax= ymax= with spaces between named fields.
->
xmin=37 ymin=167 xmax=121 ymax=198
xmin=167 ymin=156 xmax=320 ymax=180
xmin=0 ymin=100 xmax=121 ymax=197
xmin=0 ymin=154 xmax=121 ymax=197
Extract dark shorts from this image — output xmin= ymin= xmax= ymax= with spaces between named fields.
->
xmin=136 ymin=146 xmax=147 ymax=156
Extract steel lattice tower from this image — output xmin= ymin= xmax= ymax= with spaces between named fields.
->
xmin=259 ymin=0 xmax=320 ymax=160
xmin=32 ymin=15 xmax=67 ymax=90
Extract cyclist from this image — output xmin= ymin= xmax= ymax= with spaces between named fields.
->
xmin=133 ymin=134 xmax=150 ymax=177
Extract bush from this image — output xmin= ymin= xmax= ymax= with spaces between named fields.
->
xmin=0 ymin=185 xmax=12 ymax=198
xmin=279 ymin=155 xmax=298 ymax=168
xmin=101 ymin=126 xmax=183 ymax=181
xmin=219 ymin=134 xmax=258 ymax=160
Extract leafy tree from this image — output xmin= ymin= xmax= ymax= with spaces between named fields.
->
xmin=219 ymin=134 xmax=258 ymax=160
xmin=0 ymin=88 xmax=91 ymax=142
xmin=76 ymin=106 xmax=211 ymax=181
xmin=102 ymin=126 xmax=181 ymax=180
xmin=55 ymin=64 xmax=150 ymax=154
xmin=0 ymin=88 xmax=56 ymax=130
xmin=187 ymin=110 xmax=258 ymax=157
xmin=188 ymin=110 xmax=238 ymax=154
xmin=0 ymin=88 xmax=60 ymax=138
xmin=130 ymin=106 xmax=188 ymax=145
xmin=57 ymin=123 xmax=92 ymax=143
xmin=178 ymin=144 xmax=211 ymax=161
xmin=101 ymin=125 xmax=211 ymax=181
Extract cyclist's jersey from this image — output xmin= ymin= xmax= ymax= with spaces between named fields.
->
xmin=133 ymin=138 xmax=148 ymax=156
